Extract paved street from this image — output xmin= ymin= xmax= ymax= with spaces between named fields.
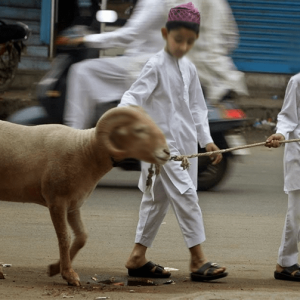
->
xmin=2 ymin=144 xmax=300 ymax=299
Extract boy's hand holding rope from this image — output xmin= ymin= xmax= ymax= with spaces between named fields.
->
xmin=146 ymin=137 xmax=300 ymax=188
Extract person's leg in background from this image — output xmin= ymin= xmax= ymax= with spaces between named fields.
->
xmin=275 ymin=190 xmax=300 ymax=281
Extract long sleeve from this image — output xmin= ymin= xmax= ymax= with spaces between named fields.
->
xmin=189 ymin=65 xmax=213 ymax=148
xmin=84 ymin=0 xmax=163 ymax=49
xmin=276 ymin=75 xmax=300 ymax=139
xmin=118 ymin=61 xmax=158 ymax=107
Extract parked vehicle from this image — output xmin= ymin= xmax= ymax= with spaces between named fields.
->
xmin=7 ymin=20 xmax=248 ymax=191
xmin=0 ymin=20 xmax=30 ymax=92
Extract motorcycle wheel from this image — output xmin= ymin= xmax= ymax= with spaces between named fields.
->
xmin=0 ymin=44 xmax=19 ymax=92
xmin=197 ymin=154 xmax=229 ymax=191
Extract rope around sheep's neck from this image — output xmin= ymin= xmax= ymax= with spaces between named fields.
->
xmin=145 ymin=138 xmax=300 ymax=189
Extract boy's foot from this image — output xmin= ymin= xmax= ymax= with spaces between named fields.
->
xmin=190 ymin=262 xmax=228 ymax=282
xmin=127 ymin=261 xmax=171 ymax=278
xmin=274 ymin=263 xmax=300 ymax=281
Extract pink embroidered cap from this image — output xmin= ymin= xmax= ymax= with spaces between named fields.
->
xmin=168 ymin=2 xmax=200 ymax=25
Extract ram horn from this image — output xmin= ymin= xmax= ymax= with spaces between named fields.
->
xmin=95 ymin=106 xmax=143 ymax=160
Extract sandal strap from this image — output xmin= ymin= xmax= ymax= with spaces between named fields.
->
xmin=144 ymin=261 xmax=164 ymax=274
xmin=197 ymin=262 xmax=221 ymax=276
xmin=154 ymin=265 xmax=164 ymax=274
xmin=282 ymin=264 xmax=300 ymax=276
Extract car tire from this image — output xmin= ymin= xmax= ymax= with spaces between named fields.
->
xmin=197 ymin=154 xmax=229 ymax=191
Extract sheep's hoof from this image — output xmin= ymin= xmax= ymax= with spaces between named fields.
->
xmin=67 ymin=280 xmax=81 ymax=287
xmin=48 ymin=263 xmax=60 ymax=277
xmin=63 ymin=270 xmax=81 ymax=287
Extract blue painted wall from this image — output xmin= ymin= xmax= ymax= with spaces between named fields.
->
xmin=228 ymin=0 xmax=300 ymax=74
xmin=40 ymin=0 xmax=51 ymax=45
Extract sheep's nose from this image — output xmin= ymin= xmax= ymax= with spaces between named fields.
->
xmin=155 ymin=148 xmax=170 ymax=163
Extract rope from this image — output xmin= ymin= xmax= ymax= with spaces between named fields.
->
xmin=145 ymin=138 xmax=300 ymax=187
xmin=170 ymin=138 xmax=300 ymax=170
xmin=146 ymin=163 xmax=161 ymax=190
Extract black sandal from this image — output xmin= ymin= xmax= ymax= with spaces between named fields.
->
xmin=191 ymin=262 xmax=228 ymax=282
xmin=274 ymin=264 xmax=300 ymax=281
xmin=128 ymin=261 xmax=171 ymax=278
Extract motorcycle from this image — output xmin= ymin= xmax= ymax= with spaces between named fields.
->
xmin=0 ymin=20 xmax=31 ymax=92
xmin=7 ymin=20 xmax=248 ymax=191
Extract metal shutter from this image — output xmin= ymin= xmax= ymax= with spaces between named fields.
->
xmin=228 ymin=0 xmax=300 ymax=74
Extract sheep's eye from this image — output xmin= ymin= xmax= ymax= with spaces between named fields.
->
xmin=134 ymin=126 xmax=147 ymax=134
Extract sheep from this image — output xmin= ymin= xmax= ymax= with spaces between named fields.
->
xmin=0 ymin=105 xmax=170 ymax=286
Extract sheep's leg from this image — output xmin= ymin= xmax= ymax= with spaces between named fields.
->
xmin=48 ymin=205 xmax=81 ymax=287
xmin=49 ymin=209 xmax=87 ymax=279
xmin=67 ymin=208 xmax=88 ymax=263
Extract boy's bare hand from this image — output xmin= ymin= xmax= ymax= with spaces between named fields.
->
xmin=265 ymin=133 xmax=285 ymax=148
xmin=205 ymin=143 xmax=222 ymax=165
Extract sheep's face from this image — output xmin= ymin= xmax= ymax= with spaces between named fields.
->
xmin=97 ymin=106 xmax=170 ymax=165
xmin=110 ymin=120 xmax=170 ymax=165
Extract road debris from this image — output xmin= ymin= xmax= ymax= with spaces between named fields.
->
xmin=2 ymin=264 xmax=12 ymax=267
xmin=0 ymin=263 xmax=11 ymax=279
xmin=62 ymin=295 xmax=74 ymax=298
xmin=164 ymin=267 xmax=179 ymax=272
xmin=163 ymin=280 xmax=175 ymax=284
xmin=127 ymin=278 xmax=156 ymax=286
xmin=0 ymin=265 xmax=5 ymax=279
xmin=94 ymin=297 xmax=110 ymax=300
xmin=98 ymin=277 xmax=116 ymax=285
xmin=112 ymin=282 xmax=124 ymax=286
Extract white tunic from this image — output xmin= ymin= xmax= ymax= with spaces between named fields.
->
xmin=276 ymin=73 xmax=300 ymax=193
xmin=119 ymin=49 xmax=213 ymax=193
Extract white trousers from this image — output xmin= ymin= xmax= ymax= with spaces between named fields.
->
xmin=135 ymin=169 xmax=206 ymax=249
xmin=278 ymin=190 xmax=300 ymax=267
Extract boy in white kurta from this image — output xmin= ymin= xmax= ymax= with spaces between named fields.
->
xmin=266 ymin=73 xmax=300 ymax=281
xmin=118 ymin=2 xmax=227 ymax=281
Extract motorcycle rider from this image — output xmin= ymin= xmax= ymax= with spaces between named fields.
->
xmin=64 ymin=0 xmax=166 ymax=129
xmin=63 ymin=0 xmax=248 ymax=129
xmin=187 ymin=0 xmax=248 ymax=104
